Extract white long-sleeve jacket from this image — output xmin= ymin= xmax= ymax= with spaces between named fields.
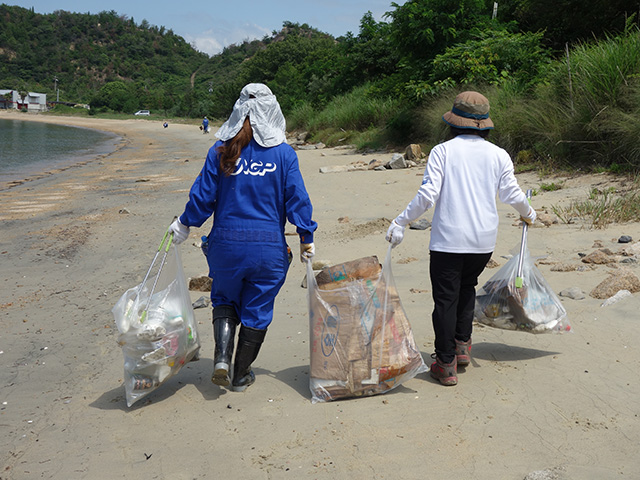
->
xmin=395 ymin=135 xmax=534 ymax=254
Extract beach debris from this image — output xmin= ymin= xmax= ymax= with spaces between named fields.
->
xmin=119 ymin=208 xmax=131 ymax=214
xmin=397 ymin=256 xmax=418 ymax=264
xmin=318 ymin=145 xmax=422 ymax=173
xmin=312 ymin=259 xmax=332 ymax=270
xmin=409 ymin=218 xmax=430 ymax=230
xmin=618 ymin=235 xmax=633 ymax=243
xmin=368 ymin=159 xmax=384 ymax=170
xmin=319 ymin=164 xmax=364 ymax=174
xmin=188 ymin=275 xmax=212 ymax=292
xmin=486 ymin=258 xmax=500 ymax=268
xmin=620 ymin=241 xmax=640 ymax=257
xmin=551 ymin=263 xmax=596 ymax=272
xmin=535 ymin=212 xmax=559 ymax=226
xmin=559 ymin=286 xmax=586 ymax=300
xmin=409 ymin=287 xmax=429 ymax=293
xmin=301 ymin=260 xmax=332 ymax=289
xmin=298 ymin=143 xmax=326 ymax=150
xmin=112 ymin=240 xmax=201 ymax=407
xmin=287 ymin=131 xmax=309 ymax=146
xmin=589 ymin=268 xmax=640 ymax=299
xmin=523 ymin=466 xmax=567 ymax=480
xmin=600 ymin=289 xmax=632 ymax=307
xmin=308 ymin=254 xmax=426 ymax=402
xmin=475 ymin=247 xmax=570 ymax=333
xmin=581 ymin=249 xmax=616 ymax=264
xmin=192 ymin=296 xmax=210 ymax=309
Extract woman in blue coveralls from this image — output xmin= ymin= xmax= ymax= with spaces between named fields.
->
xmin=169 ymin=84 xmax=317 ymax=392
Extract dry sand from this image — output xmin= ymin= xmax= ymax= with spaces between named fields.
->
xmin=1 ymin=111 xmax=639 ymax=480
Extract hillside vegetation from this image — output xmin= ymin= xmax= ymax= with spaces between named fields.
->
xmin=1 ymin=1 xmax=639 ymax=171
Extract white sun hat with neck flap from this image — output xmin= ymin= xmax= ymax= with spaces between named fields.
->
xmin=214 ymin=83 xmax=287 ymax=148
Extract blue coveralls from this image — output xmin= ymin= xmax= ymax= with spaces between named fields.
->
xmin=180 ymin=139 xmax=317 ymax=330
xmin=202 ymin=118 xmax=209 ymax=132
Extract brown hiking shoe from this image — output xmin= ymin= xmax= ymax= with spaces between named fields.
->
xmin=455 ymin=339 xmax=472 ymax=367
xmin=430 ymin=355 xmax=457 ymax=386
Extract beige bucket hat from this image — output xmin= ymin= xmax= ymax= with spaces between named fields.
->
xmin=442 ymin=91 xmax=494 ymax=130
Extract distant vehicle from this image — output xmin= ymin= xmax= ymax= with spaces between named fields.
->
xmin=134 ymin=110 xmax=150 ymax=116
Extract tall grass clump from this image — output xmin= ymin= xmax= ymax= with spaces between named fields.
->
xmin=286 ymin=84 xmax=402 ymax=147
xmin=409 ymin=84 xmax=561 ymax=170
xmin=510 ymin=26 xmax=640 ymax=171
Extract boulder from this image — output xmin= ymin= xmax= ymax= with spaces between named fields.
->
xmin=386 ymin=153 xmax=407 ymax=169
xmin=409 ymin=218 xmax=431 ymax=230
xmin=404 ymin=144 xmax=424 ymax=161
xmin=559 ymin=286 xmax=586 ymax=300
xmin=581 ymin=249 xmax=616 ymax=264
xmin=589 ymin=268 xmax=640 ymax=299
xmin=368 ymin=159 xmax=384 ymax=170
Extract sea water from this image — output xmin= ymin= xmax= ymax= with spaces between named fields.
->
xmin=0 ymin=117 xmax=120 ymax=184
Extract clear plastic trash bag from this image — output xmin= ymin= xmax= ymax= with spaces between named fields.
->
xmin=307 ymin=246 xmax=427 ymax=403
xmin=474 ymin=245 xmax=571 ymax=334
xmin=112 ymin=237 xmax=200 ymax=407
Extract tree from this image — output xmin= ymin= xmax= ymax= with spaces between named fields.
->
xmin=385 ymin=0 xmax=496 ymax=66
xmin=336 ymin=12 xmax=398 ymax=91
xmin=512 ymin=0 xmax=640 ymax=50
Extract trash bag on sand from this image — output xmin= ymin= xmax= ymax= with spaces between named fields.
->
xmin=474 ymin=245 xmax=571 ymax=334
xmin=307 ymin=246 xmax=427 ymax=403
xmin=112 ymin=233 xmax=200 ymax=407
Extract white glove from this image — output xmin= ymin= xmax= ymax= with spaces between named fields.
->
xmin=520 ymin=207 xmax=537 ymax=226
xmin=300 ymin=243 xmax=315 ymax=263
xmin=385 ymin=220 xmax=405 ymax=247
xmin=169 ymin=218 xmax=190 ymax=244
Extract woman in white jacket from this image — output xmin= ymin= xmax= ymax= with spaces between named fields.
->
xmin=386 ymin=91 xmax=536 ymax=386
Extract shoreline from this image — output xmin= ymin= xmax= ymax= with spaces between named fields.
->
xmin=1 ymin=114 xmax=639 ymax=479
xmin=0 ymin=110 xmax=127 ymax=190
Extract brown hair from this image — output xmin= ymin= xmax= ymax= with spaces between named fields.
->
xmin=217 ymin=116 xmax=253 ymax=176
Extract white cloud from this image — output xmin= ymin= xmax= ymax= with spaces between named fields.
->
xmin=183 ymin=23 xmax=271 ymax=56
xmin=183 ymin=33 xmax=224 ymax=56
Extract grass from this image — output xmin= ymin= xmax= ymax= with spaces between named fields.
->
xmin=539 ymin=181 xmax=564 ymax=192
xmin=552 ymin=181 xmax=640 ymax=227
xmin=287 ymin=84 xmax=402 ymax=149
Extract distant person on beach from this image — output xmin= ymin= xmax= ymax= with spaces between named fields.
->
xmin=163 ymin=121 xmax=168 ymax=128
xmin=202 ymin=116 xmax=209 ymax=134
xmin=386 ymin=91 xmax=536 ymax=386
xmin=169 ymin=83 xmax=317 ymax=392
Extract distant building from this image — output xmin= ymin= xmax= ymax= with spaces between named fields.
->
xmin=0 ymin=89 xmax=48 ymax=111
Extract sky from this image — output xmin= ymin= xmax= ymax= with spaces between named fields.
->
xmin=9 ymin=1 xmax=407 ymax=56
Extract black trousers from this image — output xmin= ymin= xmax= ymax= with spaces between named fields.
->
xmin=429 ymin=250 xmax=492 ymax=364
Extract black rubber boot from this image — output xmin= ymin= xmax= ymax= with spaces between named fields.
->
xmin=231 ymin=325 xmax=267 ymax=392
xmin=211 ymin=305 xmax=238 ymax=387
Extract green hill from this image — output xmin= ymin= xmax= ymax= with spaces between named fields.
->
xmin=0 ymin=5 xmax=207 ymax=113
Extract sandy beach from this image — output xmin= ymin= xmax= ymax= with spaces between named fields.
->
xmin=1 ymin=110 xmax=639 ymax=480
